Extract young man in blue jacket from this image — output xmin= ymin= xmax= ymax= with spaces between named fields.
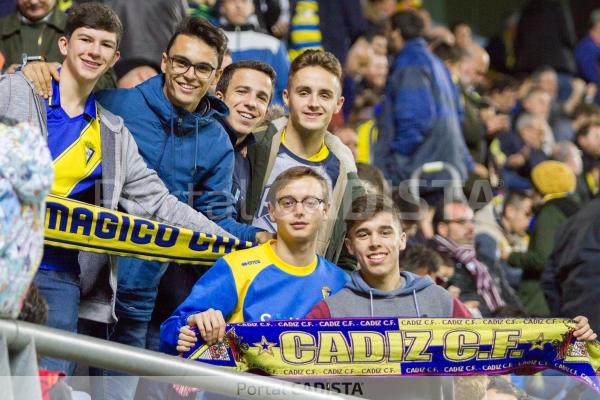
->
xmin=161 ymin=166 xmax=349 ymax=354
xmin=374 ymin=10 xmax=472 ymax=199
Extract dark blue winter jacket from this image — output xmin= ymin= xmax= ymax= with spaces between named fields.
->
xmin=374 ymin=38 xmax=472 ymax=185
xmin=97 ymin=74 xmax=259 ymax=242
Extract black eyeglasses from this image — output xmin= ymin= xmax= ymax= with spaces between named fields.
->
xmin=167 ymin=55 xmax=216 ymax=79
xmin=276 ymin=196 xmax=325 ymax=213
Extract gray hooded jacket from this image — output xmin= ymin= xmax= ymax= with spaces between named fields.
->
xmin=324 ymin=271 xmax=453 ymax=318
xmin=0 ymin=73 xmax=234 ymax=323
xmin=318 ymin=271 xmax=455 ymax=400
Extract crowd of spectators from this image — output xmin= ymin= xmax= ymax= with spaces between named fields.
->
xmin=2 ymin=0 xmax=600 ymax=399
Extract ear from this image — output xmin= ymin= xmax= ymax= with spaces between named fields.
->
xmin=58 ymin=36 xmax=68 ymax=57
xmin=109 ymin=50 xmax=121 ymax=68
xmin=215 ymin=90 xmax=225 ymax=100
xmin=436 ymin=222 xmax=448 ymax=238
xmin=321 ymin=201 xmax=330 ymax=220
xmin=213 ymin=67 xmax=223 ymax=86
xmin=267 ymin=201 xmax=276 ymax=222
xmin=398 ymin=232 xmax=407 ymax=251
xmin=344 ymin=237 xmax=355 ymax=257
xmin=160 ymin=52 xmax=168 ymax=74
xmin=282 ymin=88 xmax=289 ymax=108
xmin=504 ymin=204 xmax=514 ymax=220
xmin=335 ymin=95 xmax=345 ymax=114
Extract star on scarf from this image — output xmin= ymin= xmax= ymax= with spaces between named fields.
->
xmin=528 ymin=333 xmax=546 ymax=351
xmin=253 ymin=335 xmax=277 ymax=357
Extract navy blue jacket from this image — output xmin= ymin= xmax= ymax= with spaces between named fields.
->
xmin=374 ymin=38 xmax=472 ymax=185
xmin=96 ymin=74 xmax=259 ymax=242
xmin=220 ymin=117 xmax=254 ymax=219
xmin=575 ymin=35 xmax=600 ymax=87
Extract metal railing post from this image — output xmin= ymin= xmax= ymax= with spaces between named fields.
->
xmin=0 ymin=318 xmax=359 ymax=400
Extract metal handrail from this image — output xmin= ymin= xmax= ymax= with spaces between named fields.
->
xmin=0 ymin=318 xmax=360 ymax=400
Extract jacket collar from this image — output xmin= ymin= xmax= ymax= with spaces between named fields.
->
xmin=219 ymin=116 xmax=256 ymax=151
xmin=136 ymin=74 xmax=229 ymax=135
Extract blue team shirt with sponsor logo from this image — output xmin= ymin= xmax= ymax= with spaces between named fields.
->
xmin=159 ymin=240 xmax=348 ymax=355
xmin=41 ymin=78 xmax=102 ymax=272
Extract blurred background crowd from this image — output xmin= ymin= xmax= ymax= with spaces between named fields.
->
xmin=2 ymin=0 xmax=600 ymax=399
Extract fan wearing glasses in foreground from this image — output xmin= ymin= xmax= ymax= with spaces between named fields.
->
xmin=160 ymin=166 xmax=349 ymax=354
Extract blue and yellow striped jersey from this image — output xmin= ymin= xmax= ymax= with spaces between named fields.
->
xmin=42 ymin=78 xmax=102 ymax=272
xmin=160 ymin=241 xmax=348 ymax=353
xmin=252 ymin=130 xmax=340 ymax=232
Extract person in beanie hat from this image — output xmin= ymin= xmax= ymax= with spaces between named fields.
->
xmin=506 ymin=161 xmax=580 ymax=316
xmin=531 ymin=160 xmax=577 ymax=196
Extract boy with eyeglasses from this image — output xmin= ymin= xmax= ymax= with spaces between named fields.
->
xmin=160 ymin=166 xmax=348 ymax=354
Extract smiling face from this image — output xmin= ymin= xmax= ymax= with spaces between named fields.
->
xmin=161 ymin=34 xmax=221 ymax=112
xmin=268 ymin=176 xmax=329 ymax=244
xmin=346 ymin=211 xmax=406 ymax=286
xmin=59 ymin=27 xmax=120 ymax=85
xmin=284 ymin=66 xmax=344 ymax=136
xmin=216 ymin=68 xmax=273 ymax=136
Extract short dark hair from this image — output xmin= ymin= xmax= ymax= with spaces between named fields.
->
xmin=65 ymin=2 xmax=123 ymax=46
xmin=450 ymin=20 xmax=470 ymax=33
xmin=392 ymin=188 xmax=424 ymax=225
xmin=267 ymin=166 xmax=330 ymax=205
xmin=390 ymin=10 xmax=425 ymax=40
xmin=356 ymin=163 xmax=387 ymax=195
xmin=432 ymin=42 xmax=466 ymax=64
xmin=401 ymin=245 xmax=443 ymax=275
xmin=346 ymin=194 xmax=402 ymax=234
xmin=576 ymin=120 xmax=600 ymax=141
xmin=488 ymin=74 xmax=519 ymax=94
xmin=289 ymin=50 xmax=342 ymax=87
xmin=167 ymin=16 xmax=228 ymax=68
xmin=502 ymin=191 xmax=529 ymax=216
xmin=432 ymin=200 xmax=467 ymax=234
xmin=216 ymin=60 xmax=277 ymax=101
xmin=364 ymin=22 xmax=388 ymax=43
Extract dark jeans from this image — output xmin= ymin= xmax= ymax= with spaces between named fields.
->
xmin=34 ymin=269 xmax=80 ymax=375
xmin=100 ymin=258 xmax=168 ymax=400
